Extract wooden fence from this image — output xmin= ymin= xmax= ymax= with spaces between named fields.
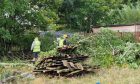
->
xmin=92 ymin=24 xmax=140 ymax=42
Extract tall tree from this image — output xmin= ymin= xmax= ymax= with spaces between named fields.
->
xmin=59 ymin=0 xmax=137 ymax=31
xmin=0 ymin=0 xmax=63 ymax=55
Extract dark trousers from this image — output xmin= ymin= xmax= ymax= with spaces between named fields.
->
xmin=33 ymin=52 xmax=39 ymax=58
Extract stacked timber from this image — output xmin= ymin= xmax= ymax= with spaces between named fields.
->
xmin=57 ymin=46 xmax=77 ymax=53
xmin=33 ymin=46 xmax=98 ymax=77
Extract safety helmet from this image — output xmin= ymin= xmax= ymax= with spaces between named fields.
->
xmin=63 ymin=34 xmax=68 ymax=38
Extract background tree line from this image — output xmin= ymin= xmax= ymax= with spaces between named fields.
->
xmin=59 ymin=0 xmax=140 ymax=31
xmin=0 ymin=0 xmax=140 ymax=57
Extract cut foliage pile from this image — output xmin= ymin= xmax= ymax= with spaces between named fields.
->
xmin=69 ymin=28 xmax=140 ymax=68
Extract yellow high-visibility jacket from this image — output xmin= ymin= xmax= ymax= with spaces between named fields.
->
xmin=31 ymin=38 xmax=41 ymax=52
xmin=58 ymin=38 xmax=65 ymax=47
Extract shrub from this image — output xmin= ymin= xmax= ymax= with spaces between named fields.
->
xmin=39 ymin=49 xmax=57 ymax=58
xmin=40 ymin=32 xmax=56 ymax=51
xmin=115 ymin=42 xmax=140 ymax=67
xmin=70 ymin=28 xmax=136 ymax=67
xmin=118 ymin=3 xmax=140 ymax=24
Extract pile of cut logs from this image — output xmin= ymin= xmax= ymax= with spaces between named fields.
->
xmin=33 ymin=46 xmax=99 ymax=77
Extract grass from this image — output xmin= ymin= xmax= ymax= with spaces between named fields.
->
xmin=1 ymin=61 xmax=140 ymax=84
xmin=12 ymin=66 xmax=140 ymax=84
